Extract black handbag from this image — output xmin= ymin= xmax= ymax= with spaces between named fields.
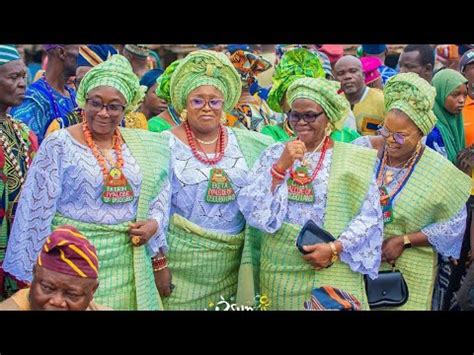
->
xmin=296 ymin=220 xmax=336 ymax=255
xmin=364 ymin=266 xmax=409 ymax=309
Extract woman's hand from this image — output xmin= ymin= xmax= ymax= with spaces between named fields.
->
xmin=381 ymin=236 xmax=404 ymax=265
xmin=154 ymin=267 xmax=173 ymax=298
xmin=275 ymin=140 xmax=306 ymax=172
xmin=302 ymin=243 xmax=333 ymax=269
xmin=128 ymin=219 xmax=158 ymax=247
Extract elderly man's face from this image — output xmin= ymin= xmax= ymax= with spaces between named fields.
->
xmin=56 ymin=45 xmax=80 ymax=78
xmin=29 ymin=265 xmax=99 ymax=311
xmin=0 ymin=59 xmax=27 ymax=108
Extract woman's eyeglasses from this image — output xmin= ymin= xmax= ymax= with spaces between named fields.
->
xmin=377 ymin=125 xmax=407 ymax=145
xmin=288 ymin=110 xmax=324 ymax=124
xmin=86 ymin=98 xmax=126 ymax=115
xmin=189 ymin=97 xmax=224 ymax=110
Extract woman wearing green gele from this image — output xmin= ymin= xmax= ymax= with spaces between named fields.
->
xmin=153 ymin=50 xmax=274 ymax=310
xmin=239 ymin=76 xmax=383 ymax=310
xmin=353 ymin=72 xmax=471 ymax=310
xmin=2 ymin=54 xmax=171 ymax=310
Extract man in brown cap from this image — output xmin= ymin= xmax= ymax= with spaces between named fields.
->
xmin=0 ymin=225 xmax=109 ymax=310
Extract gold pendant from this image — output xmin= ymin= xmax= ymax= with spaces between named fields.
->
xmin=385 ymin=170 xmax=394 ymax=185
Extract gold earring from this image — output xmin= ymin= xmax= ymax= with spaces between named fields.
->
xmin=416 ymin=140 xmax=422 ymax=151
xmin=220 ymin=112 xmax=227 ymax=124
xmin=324 ymin=124 xmax=333 ymax=137
xmin=180 ymin=109 xmax=188 ymax=121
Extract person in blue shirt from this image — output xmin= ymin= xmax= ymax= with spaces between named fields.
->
xmin=10 ymin=44 xmax=79 ymax=143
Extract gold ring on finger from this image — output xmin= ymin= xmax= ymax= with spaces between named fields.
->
xmin=132 ymin=236 xmax=141 ymax=246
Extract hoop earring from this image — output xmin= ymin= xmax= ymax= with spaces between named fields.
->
xmin=180 ymin=109 xmax=188 ymax=121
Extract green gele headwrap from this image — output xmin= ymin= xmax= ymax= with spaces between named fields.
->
xmin=155 ymin=59 xmax=183 ymax=103
xmin=383 ymin=72 xmax=437 ymax=135
xmin=169 ymin=50 xmax=241 ymax=113
xmin=76 ymin=54 xmax=146 ymax=114
xmin=267 ymin=48 xmax=325 ymax=113
xmin=286 ymin=77 xmax=350 ymax=131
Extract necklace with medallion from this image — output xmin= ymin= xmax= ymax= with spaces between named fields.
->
xmin=376 ymin=143 xmax=422 ymax=224
xmin=83 ymin=122 xmax=134 ymax=204
xmin=184 ymin=121 xmax=236 ymax=204
xmin=287 ymin=136 xmax=331 ymax=203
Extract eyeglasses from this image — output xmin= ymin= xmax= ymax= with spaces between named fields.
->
xmin=86 ymin=98 xmax=126 ymax=115
xmin=288 ymin=110 xmax=324 ymax=124
xmin=189 ymin=97 xmax=224 ymax=110
xmin=377 ymin=125 xmax=408 ymax=145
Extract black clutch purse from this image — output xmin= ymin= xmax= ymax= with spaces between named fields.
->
xmin=296 ymin=220 xmax=336 ymax=255
xmin=364 ymin=267 xmax=409 ymax=309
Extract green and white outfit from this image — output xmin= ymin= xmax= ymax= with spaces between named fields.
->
xmin=2 ymin=128 xmax=169 ymax=310
xmin=155 ymin=49 xmax=272 ymax=309
xmin=354 ymin=136 xmax=470 ymax=310
xmin=353 ymin=72 xmax=470 ymax=310
xmin=237 ymin=76 xmax=384 ymax=310
xmin=156 ymin=128 xmax=272 ymax=310
xmin=3 ymin=54 xmax=167 ymax=310
xmin=239 ymin=141 xmax=383 ymax=310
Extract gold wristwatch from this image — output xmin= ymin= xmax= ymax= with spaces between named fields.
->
xmin=403 ymin=234 xmax=412 ymax=249
xmin=329 ymin=242 xmax=339 ymax=263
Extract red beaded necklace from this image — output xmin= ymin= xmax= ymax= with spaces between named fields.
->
xmin=289 ymin=136 xmax=331 ymax=184
xmin=184 ymin=121 xmax=225 ymax=165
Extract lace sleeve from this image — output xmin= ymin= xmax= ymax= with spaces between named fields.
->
xmin=422 ymin=206 xmax=467 ymax=259
xmin=337 ymin=171 xmax=383 ymax=279
xmin=2 ymin=133 xmax=64 ymax=282
xmin=238 ymin=143 xmax=288 ymax=233
xmin=351 ymin=136 xmax=372 ymax=149
xmin=146 ymin=179 xmax=172 ymax=256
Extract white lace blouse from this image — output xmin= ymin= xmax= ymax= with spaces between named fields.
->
xmin=352 ymin=136 xmax=467 ymax=259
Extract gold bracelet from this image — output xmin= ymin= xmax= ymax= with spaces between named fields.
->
xmin=403 ymin=234 xmax=412 ymax=249
xmin=153 ymin=265 xmax=168 ymax=272
xmin=329 ymin=242 xmax=339 ymax=263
